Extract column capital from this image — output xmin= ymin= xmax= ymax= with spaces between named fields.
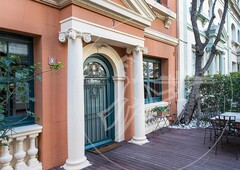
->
xmin=58 ymin=28 xmax=91 ymax=43
xmin=126 ymin=46 xmax=148 ymax=55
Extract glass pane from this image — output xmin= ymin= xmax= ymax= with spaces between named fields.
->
xmin=149 ymin=62 xmax=153 ymax=79
xmin=84 ymin=62 xmax=106 ymax=77
xmin=143 ymin=61 xmax=148 ymax=78
xmin=149 ymin=82 xmax=161 ymax=98
xmin=144 ymin=82 xmax=148 ymax=99
xmin=9 ymin=43 xmax=28 ymax=56
xmin=14 ymin=82 xmax=29 ymax=116
xmin=149 ymin=82 xmax=155 ymax=97
xmin=153 ymin=62 xmax=159 ymax=79
xmin=0 ymin=41 xmax=7 ymax=54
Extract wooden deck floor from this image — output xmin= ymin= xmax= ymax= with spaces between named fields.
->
xmin=50 ymin=128 xmax=240 ymax=170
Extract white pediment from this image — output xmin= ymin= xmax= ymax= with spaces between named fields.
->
xmin=122 ymin=0 xmax=156 ymax=21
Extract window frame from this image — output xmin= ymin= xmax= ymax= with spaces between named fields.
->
xmin=143 ymin=57 xmax=162 ymax=104
xmin=0 ymin=32 xmax=34 ymax=127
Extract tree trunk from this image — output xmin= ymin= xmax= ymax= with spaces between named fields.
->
xmin=178 ymin=74 xmax=203 ymax=124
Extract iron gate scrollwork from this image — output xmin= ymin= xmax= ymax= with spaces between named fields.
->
xmin=83 ymin=58 xmax=114 ymax=149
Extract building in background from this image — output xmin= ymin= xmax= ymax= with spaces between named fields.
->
xmin=177 ymin=0 xmax=240 ymax=114
xmin=0 ymin=0 xmax=177 ymax=169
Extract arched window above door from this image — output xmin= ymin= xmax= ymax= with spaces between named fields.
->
xmin=84 ymin=61 xmax=107 ymax=77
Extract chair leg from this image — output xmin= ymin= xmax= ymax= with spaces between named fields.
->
xmin=209 ymin=129 xmax=212 ymax=141
xmin=221 ymin=137 xmax=224 ymax=149
xmin=204 ymin=129 xmax=206 ymax=144
xmin=215 ymin=140 xmax=218 ymax=156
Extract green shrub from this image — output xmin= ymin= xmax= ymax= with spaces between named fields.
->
xmin=185 ymin=72 xmax=240 ymax=113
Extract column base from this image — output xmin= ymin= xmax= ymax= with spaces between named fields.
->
xmin=62 ymin=157 xmax=91 ymax=170
xmin=129 ymin=136 xmax=149 ymax=145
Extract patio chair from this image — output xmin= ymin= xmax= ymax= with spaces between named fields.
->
xmin=226 ymin=120 xmax=240 ymax=160
xmin=210 ymin=115 xmax=236 ymax=156
xmin=203 ymin=112 xmax=220 ymax=145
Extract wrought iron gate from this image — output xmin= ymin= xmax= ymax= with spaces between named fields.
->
xmin=84 ymin=56 xmax=114 ymax=149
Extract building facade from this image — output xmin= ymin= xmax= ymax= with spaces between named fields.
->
xmin=177 ymin=0 xmax=240 ymax=114
xmin=0 ymin=0 xmax=177 ymax=169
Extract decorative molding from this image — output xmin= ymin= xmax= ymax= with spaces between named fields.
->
xmin=198 ymin=12 xmax=209 ymax=27
xmin=164 ymin=16 xmax=175 ymax=29
xmin=34 ymin=0 xmax=71 ymax=8
xmin=58 ymin=28 xmax=91 ymax=43
xmin=145 ymin=0 xmax=176 ymax=29
xmin=126 ymin=46 xmax=148 ymax=54
xmin=35 ymin=0 xmax=152 ymax=29
xmin=232 ymin=40 xmax=240 ymax=48
xmin=144 ymin=28 xmax=178 ymax=46
xmin=122 ymin=0 xmax=156 ymax=21
xmin=60 ymin=17 xmax=145 ymax=47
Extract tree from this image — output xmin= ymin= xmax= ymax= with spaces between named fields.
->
xmin=178 ymin=0 xmax=229 ymax=124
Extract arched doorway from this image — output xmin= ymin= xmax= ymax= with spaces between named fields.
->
xmin=84 ymin=54 xmax=115 ymax=149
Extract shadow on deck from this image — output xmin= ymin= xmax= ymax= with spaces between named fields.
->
xmin=50 ymin=128 xmax=240 ymax=170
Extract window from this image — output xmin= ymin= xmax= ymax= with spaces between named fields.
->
xmin=0 ymin=32 xmax=34 ymax=126
xmin=208 ymin=0 xmax=213 ymax=18
xmin=232 ymin=62 xmax=237 ymax=72
xmin=143 ymin=58 xmax=162 ymax=104
xmin=238 ymin=30 xmax=240 ymax=43
xmin=231 ymin=24 xmax=236 ymax=41
xmin=218 ymin=9 xmax=223 ymax=24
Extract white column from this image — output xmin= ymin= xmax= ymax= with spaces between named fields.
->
xmin=130 ymin=46 xmax=149 ymax=145
xmin=209 ymin=58 xmax=215 ymax=75
xmin=112 ymin=77 xmax=125 ymax=142
xmin=59 ymin=29 xmax=91 ymax=170
xmin=216 ymin=55 xmax=219 ymax=73
xmin=177 ymin=0 xmax=188 ymax=114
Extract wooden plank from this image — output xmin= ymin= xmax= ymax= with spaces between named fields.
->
xmin=50 ymin=129 xmax=240 ymax=170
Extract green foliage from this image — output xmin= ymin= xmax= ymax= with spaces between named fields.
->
xmin=0 ymin=54 xmax=63 ymax=141
xmin=151 ymin=106 xmax=169 ymax=113
xmin=185 ymin=72 xmax=240 ymax=114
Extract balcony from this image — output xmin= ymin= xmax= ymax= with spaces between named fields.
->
xmin=0 ymin=124 xmax=42 ymax=170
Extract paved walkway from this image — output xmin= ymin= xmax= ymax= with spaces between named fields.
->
xmin=50 ymin=128 xmax=240 ymax=170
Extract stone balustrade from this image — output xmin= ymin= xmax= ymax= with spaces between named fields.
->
xmin=0 ymin=124 xmax=42 ymax=170
xmin=145 ymin=102 xmax=169 ymax=134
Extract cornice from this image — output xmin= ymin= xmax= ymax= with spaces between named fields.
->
xmin=145 ymin=0 xmax=176 ymax=29
xmin=34 ymin=0 xmax=152 ymax=29
xmin=144 ymin=28 xmax=178 ymax=46
xmin=229 ymin=0 xmax=240 ymax=19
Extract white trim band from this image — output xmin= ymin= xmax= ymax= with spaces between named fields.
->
xmin=144 ymin=28 xmax=178 ymax=46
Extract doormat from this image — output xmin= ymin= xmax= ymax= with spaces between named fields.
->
xmin=87 ymin=143 xmax=121 ymax=154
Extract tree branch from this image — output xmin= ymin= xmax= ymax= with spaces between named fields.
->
xmin=202 ymin=0 xmax=229 ymax=73
xmin=203 ymin=0 xmax=217 ymax=47
xmin=191 ymin=0 xmax=204 ymax=50
xmin=197 ymin=0 xmax=205 ymax=17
